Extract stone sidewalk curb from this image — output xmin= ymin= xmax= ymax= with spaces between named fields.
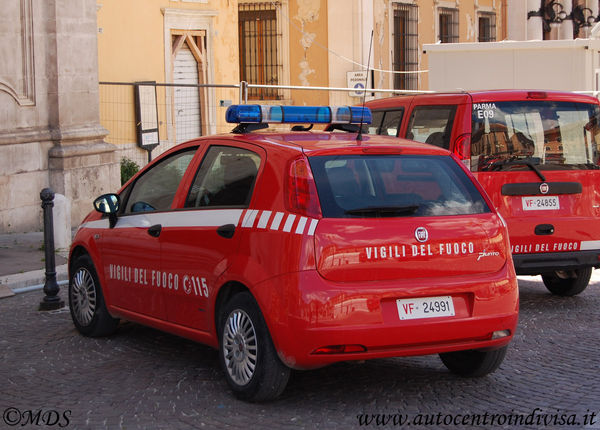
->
xmin=0 ymin=264 xmax=69 ymax=298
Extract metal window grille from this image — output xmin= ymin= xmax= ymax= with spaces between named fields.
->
xmin=478 ymin=12 xmax=496 ymax=42
xmin=438 ymin=7 xmax=459 ymax=43
xmin=238 ymin=2 xmax=282 ymax=100
xmin=392 ymin=3 xmax=419 ymax=91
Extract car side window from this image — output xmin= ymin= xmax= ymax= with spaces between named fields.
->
xmin=367 ymin=111 xmax=385 ymax=135
xmin=125 ymin=148 xmax=196 ymax=214
xmin=185 ymin=146 xmax=260 ymax=208
xmin=406 ymin=105 xmax=457 ymax=149
xmin=366 ymin=109 xmax=404 ymax=136
xmin=379 ymin=109 xmax=404 ymax=136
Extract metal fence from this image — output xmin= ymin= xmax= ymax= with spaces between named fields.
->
xmin=99 ymin=82 xmax=241 ymax=168
xmin=99 ymin=80 xmax=429 ymax=169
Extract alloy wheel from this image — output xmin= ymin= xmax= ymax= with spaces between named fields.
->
xmin=222 ymin=309 xmax=258 ymax=386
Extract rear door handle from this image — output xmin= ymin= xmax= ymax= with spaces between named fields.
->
xmin=148 ymin=224 xmax=162 ymax=237
xmin=217 ymin=224 xmax=236 ymax=239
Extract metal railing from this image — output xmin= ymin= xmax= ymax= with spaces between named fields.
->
xmin=99 ymin=80 xmax=432 ymax=168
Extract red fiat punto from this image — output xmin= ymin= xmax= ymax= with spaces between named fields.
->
xmin=68 ymin=105 xmax=518 ymax=401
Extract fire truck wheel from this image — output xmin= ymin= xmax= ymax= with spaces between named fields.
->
xmin=541 ymin=267 xmax=592 ymax=296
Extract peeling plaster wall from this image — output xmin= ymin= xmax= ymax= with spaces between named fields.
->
xmin=290 ymin=0 xmax=328 ymax=106
xmin=374 ymin=0 xmax=388 ymax=91
xmin=466 ymin=13 xmax=476 ymax=41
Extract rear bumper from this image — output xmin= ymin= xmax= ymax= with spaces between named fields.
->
xmin=513 ymin=250 xmax=600 ymax=275
xmin=253 ymin=265 xmax=519 ymax=370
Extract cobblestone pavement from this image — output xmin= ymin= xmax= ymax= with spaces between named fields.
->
xmin=1 ymin=275 xmax=599 ymax=429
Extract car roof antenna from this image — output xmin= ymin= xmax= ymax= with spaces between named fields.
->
xmin=356 ymin=30 xmax=373 ymax=143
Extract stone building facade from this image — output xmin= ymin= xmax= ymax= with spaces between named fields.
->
xmin=1 ymin=0 xmax=119 ymax=233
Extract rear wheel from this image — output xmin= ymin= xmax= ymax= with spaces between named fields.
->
xmin=218 ymin=292 xmax=290 ymax=402
xmin=69 ymin=254 xmax=119 ymax=337
xmin=440 ymin=345 xmax=508 ymax=377
xmin=541 ymin=267 xmax=592 ymax=296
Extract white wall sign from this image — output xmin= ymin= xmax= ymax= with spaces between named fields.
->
xmin=347 ymin=71 xmax=368 ymax=97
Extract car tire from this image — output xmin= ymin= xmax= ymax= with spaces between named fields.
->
xmin=541 ymin=267 xmax=592 ymax=296
xmin=218 ymin=292 xmax=290 ymax=402
xmin=69 ymin=254 xmax=119 ymax=337
xmin=439 ymin=345 xmax=508 ymax=377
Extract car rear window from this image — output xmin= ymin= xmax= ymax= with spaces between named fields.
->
xmin=308 ymin=154 xmax=490 ymax=218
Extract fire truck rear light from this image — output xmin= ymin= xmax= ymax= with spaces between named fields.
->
xmin=454 ymin=134 xmax=472 ymax=170
xmin=527 ymin=91 xmax=547 ymax=99
xmin=312 ymin=344 xmax=367 ymax=354
xmin=492 ymin=330 xmax=511 ymax=340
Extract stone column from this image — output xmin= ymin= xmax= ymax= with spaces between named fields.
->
xmin=526 ymin=0 xmax=544 ymax=40
xmin=559 ymin=1 xmax=574 ymax=40
xmin=47 ymin=0 xmax=119 ymax=226
xmin=507 ymin=0 xmax=529 ymax=40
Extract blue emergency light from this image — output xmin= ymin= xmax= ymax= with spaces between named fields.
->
xmin=225 ymin=104 xmax=372 ymax=125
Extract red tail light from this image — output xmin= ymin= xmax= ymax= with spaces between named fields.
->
xmin=454 ymin=134 xmax=472 ymax=170
xmin=286 ymin=156 xmax=322 ymax=219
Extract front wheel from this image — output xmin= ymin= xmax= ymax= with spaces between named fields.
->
xmin=219 ymin=292 xmax=290 ymax=402
xmin=440 ymin=345 xmax=508 ymax=377
xmin=69 ymin=254 xmax=119 ymax=337
xmin=541 ymin=267 xmax=592 ymax=296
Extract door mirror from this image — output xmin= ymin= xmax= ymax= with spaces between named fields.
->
xmin=94 ymin=193 xmax=120 ymax=214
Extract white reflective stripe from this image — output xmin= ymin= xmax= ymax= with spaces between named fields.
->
xmin=295 ymin=217 xmax=308 ymax=235
xmin=270 ymin=212 xmax=285 ymax=230
xmin=78 ymin=209 xmax=244 ymax=230
xmin=116 ymin=214 xmax=154 ymax=228
xmin=282 ymin=214 xmax=296 ymax=232
xmin=80 ymin=219 xmax=109 ymax=229
xmin=257 ymin=211 xmax=272 ymax=229
xmin=158 ymin=210 xmax=243 ymax=228
xmin=241 ymin=209 xmax=259 ymax=228
xmin=307 ymin=219 xmax=318 ymax=236
xmin=580 ymin=240 xmax=600 ymax=251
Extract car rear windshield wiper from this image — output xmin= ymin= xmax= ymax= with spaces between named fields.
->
xmin=344 ymin=205 xmax=420 ymax=217
xmin=490 ymin=158 xmax=546 ymax=182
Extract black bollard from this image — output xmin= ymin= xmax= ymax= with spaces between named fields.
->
xmin=39 ymin=188 xmax=65 ymax=311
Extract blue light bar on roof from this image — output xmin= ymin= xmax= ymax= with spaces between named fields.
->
xmin=225 ymin=105 xmax=372 ymax=125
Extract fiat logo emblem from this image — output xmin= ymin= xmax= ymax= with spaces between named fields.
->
xmin=415 ymin=227 xmax=428 ymax=243
xmin=540 ymin=183 xmax=549 ymax=194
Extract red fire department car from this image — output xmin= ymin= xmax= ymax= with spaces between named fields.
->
xmin=68 ymin=105 xmax=518 ymax=401
xmin=362 ymin=90 xmax=600 ymax=296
